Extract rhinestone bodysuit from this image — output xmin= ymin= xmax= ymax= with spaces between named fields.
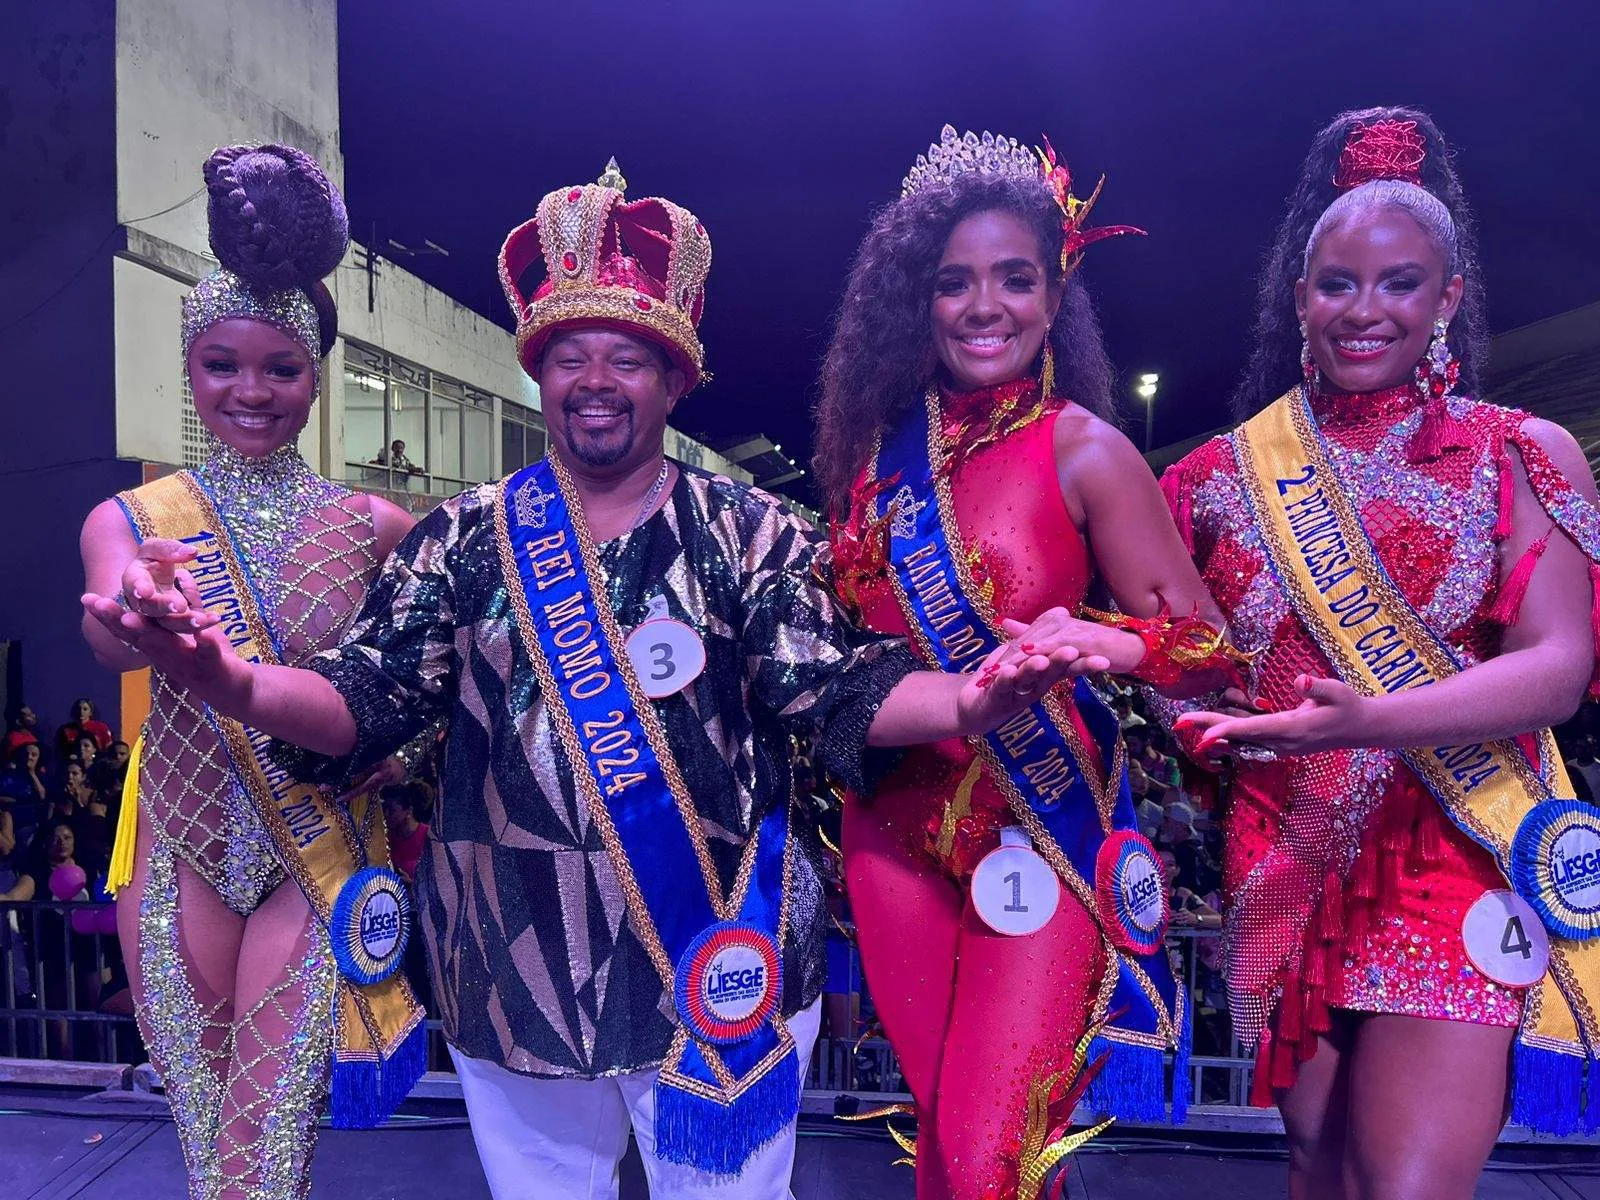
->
xmin=130 ymin=442 xmax=381 ymax=1199
xmin=139 ymin=442 xmax=374 ymax=913
xmin=834 ymin=381 xmax=1118 ymax=1199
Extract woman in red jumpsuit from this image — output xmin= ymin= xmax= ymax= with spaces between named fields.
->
xmin=814 ymin=127 xmax=1244 ymax=1200
xmin=1162 ymin=108 xmax=1600 ymax=1199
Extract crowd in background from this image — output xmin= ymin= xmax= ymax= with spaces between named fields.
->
xmin=3 ymin=684 xmax=1598 ymax=1081
xmin=0 ymin=699 xmax=131 ymax=1059
xmin=0 ymin=696 xmax=441 ymax=1063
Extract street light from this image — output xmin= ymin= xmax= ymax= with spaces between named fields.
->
xmin=1135 ymin=372 xmax=1160 ymax=452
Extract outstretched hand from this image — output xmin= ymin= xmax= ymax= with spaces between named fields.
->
xmin=998 ymin=611 xmax=1144 ymax=676
xmin=1175 ymin=674 xmax=1372 ymax=758
xmin=954 ymin=641 xmax=1082 ymax=736
xmin=121 ymin=539 xmax=211 ymax=633
xmin=80 ymin=592 xmax=253 ymax=714
xmin=948 ymin=608 xmax=1145 ymax=736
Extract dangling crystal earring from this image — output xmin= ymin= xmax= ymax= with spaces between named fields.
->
xmin=1299 ymin=322 xmax=1317 ymax=388
xmin=1041 ymin=342 xmax=1057 ymax=398
xmin=1408 ymin=317 xmax=1466 ymax=463
xmin=1414 ymin=318 xmax=1458 ymax=403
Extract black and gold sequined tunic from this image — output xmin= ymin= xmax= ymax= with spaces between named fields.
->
xmin=281 ymin=465 xmax=916 ymax=1079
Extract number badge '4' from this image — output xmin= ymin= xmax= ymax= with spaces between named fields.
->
xmin=1462 ymin=889 xmax=1550 ymax=988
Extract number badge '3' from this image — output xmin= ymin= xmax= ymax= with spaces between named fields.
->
xmin=625 ymin=619 xmax=707 ymax=699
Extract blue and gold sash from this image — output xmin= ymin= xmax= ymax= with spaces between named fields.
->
xmin=1236 ymin=387 xmax=1600 ymax=1134
xmin=494 ymin=455 xmax=798 ymax=1175
xmin=873 ymin=388 xmax=1189 ymax=1122
xmin=115 ymin=472 xmax=425 ymax=1128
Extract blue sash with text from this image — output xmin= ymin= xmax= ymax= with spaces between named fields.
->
xmin=501 ymin=459 xmax=797 ymax=1174
xmin=875 ymin=401 xmax=1188 ymax=1121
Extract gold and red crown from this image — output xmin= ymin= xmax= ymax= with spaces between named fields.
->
xmin=498 ymin=158 xmax=711 ymax=387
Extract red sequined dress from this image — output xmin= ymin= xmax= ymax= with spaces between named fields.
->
xmin=1158 ymin=383 xmax=1600 ymax=1103
xmin=831 ymin=379 xmax=1113 ymax=1199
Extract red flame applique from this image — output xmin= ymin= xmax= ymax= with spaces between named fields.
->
xmin=1038 ymin=135 xmax=1144 ymax=273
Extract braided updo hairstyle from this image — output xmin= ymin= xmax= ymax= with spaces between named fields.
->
xmin=202 ymin=144 xmax=349 ymax=355
xmin=1231 ymin=106 xmax=1487 ymax=419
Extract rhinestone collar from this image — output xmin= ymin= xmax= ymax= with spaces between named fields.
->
xmin=192 ymin=438 xmax=348 ymax=615
xmin=1309 ymin=382 xmax=1422 ymax=430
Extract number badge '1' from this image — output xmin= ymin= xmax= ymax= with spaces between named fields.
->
xmin=625 ymin=619 xmax=707 ymax=699
xmin=971 ymin=827 xmax=1060 ymax=937
xmin=1462 ymin=889 xmax=1550 ymax=988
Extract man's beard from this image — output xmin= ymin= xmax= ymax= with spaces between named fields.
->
xmin=562 ymin=405 xmax=634 ymax=468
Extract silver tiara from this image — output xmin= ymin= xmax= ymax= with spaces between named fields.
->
xmin=900 ymin=125 xmax=1042 ymax=199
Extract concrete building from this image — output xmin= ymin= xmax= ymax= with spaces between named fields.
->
xmin=1 ymin=0 xmax=744 ymax=738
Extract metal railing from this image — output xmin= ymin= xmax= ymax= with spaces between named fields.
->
xmin=0 ymin=899 xmax=134 ymax=1065
xmin=803 ymin=928 xmax=1262 ymax=1124
xmin=0 ymin=901 xmax=1257 ymax=1118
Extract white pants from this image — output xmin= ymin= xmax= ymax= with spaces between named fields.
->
xmin=450 ymin=999 xmax=820 ymax=1200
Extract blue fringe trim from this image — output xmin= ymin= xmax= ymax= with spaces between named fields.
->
xmin=1169 ymin=1001 xmax=1193 ymax=1125
xmin=381 ymin=1021 xmax=428 ymax=1117
xmin=329 ymin=1021 xmax=427 ymax=1131
xmin=1509 ymin=1040 xmax=1596 ymax=1137
xmin=655 ymin=1049 xmax=800 ymax=1176
xmin=1083 ymin=1036 xmax=1167 ymax=1123
xmin=330 ymin=1055 xmax=380 ymax=1130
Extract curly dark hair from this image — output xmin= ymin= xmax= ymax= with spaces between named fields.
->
xmin=203 ymin=144 xmax=349 ymax=355
xmin=1231 ymin=105 xmax=1488 ymax=420
xmin=813 ymin=172 xmax=1117 ymax=516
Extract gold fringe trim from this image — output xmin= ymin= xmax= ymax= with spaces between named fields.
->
xmin=107 ymin=734 xmax=142 ymax=895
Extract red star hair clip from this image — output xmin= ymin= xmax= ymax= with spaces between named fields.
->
xmin=1036 ymin=136 xmax=1145 ymax=275
xmin=1333 ymin=119 xmax=1427 ymax=190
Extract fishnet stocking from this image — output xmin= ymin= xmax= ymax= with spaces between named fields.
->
xmin=127 ymin=840 xmax=238 ymax=1197
xmin=130 ymin=839 xmax=335 ymax=1200
xmin=213 ymin=887 xmax=335 ymax=1200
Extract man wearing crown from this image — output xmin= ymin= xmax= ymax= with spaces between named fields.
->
xmin=85 ymin=161 xmax=1104 ymax=1199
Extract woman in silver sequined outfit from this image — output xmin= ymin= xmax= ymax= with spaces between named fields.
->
xmin=77 ymin=146 xmax=417 ymax=1200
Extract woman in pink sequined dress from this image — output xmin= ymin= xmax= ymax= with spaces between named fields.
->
xmin=1160 ymin=107 xmax=1600 ymax=1199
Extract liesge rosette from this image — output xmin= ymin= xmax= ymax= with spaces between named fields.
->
xmin=1096 ymin=830 xmax=1170 ymax=956
xmin=675 ymin=922 xmax=782 ymax=1045
xmin=1512 ymin=800 xmax=1600 ymax=942
xmin=331 ymin=866 xmax=412 ymax=985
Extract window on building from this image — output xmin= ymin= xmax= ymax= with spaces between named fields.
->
xmin=501 ymin=402 xmax=547 ymax=474
xmin=341 ymin=341 xmax=515 ymax=498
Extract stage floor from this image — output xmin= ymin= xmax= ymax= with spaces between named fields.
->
xmin=5 ymin=1085 xmax=1598 ymax=1198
